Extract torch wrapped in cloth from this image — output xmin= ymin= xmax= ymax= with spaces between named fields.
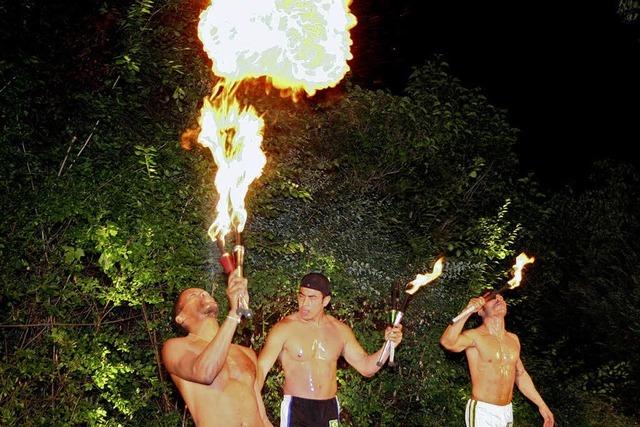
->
xmin=377 ymin=257 xmax=445 ymax=367
xmin=450 ymin=252 xmax=535 ymax=324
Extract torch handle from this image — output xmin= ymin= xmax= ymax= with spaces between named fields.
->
xmin=236 ymin=295 xmax=253 ymax=319
xmin=376 ymin=311 xmax=404 ymax=367
xmin=232 ymin=244 xmax=252 ymax=319
xmin=450 ymin=305 xmax=478 ymax=324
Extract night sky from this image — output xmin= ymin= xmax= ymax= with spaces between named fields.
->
xmin=348 ymin=0 xmax=640 ymax=186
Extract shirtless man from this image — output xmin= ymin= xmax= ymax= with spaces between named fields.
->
xmin=257 ymin=272 xmax=403 ymax=427
xmin=162 ymin=272 xmax=272 ymax=427
xmin=440 ymin=293 xmax=554 ymax=427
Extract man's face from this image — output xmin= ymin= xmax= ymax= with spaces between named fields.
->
xmin=297 ymin=287 xmax=329 ymax=321
xmin=176 ymin=288 xmax=218 ymax=323
xmin=481 ymin=294 xmax=507 ymax=318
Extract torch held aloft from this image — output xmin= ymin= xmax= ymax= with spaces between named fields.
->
xmin=216 ymin=234 xmax=252 ymax=319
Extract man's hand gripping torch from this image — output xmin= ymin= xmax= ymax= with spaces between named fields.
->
xmin=376 ymin=309 xmax=404 ymax=367
xmin=377 ymin=257 xmax=445 ymax=368
xmin=216 ymin=230 xmax=252 ymax=319
xmin=450 ymin=289 xmax=498 ymax=324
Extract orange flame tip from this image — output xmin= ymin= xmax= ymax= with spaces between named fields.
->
xmin=405 ymin=257 xmax=445 ymax=295
xmin=506 ymin=252 xmax=535 ymax=289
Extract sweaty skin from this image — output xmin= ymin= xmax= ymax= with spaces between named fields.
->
xmin=440 ymin=294 xmax=554 ymax=427
xmin=162 ymin=274 xmax=272 ymax=427
xmin=258 ymin=287 xmax=402 ymax=400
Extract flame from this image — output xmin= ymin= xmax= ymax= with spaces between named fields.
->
xmin=506 ymin=252 xmax=535 ymax=289
xmin=198 ymin=0 xmax=357 ymax=97
xmin=194 ymin=0 xmax=356 ymax=245
xmin=405 ymin=257 xmax=445 ymax=295
xmin=196 ymin=83 xmax=266 ymax=243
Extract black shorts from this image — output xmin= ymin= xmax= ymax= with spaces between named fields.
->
xmin=280 ymin=395 xmax=340 ymax=427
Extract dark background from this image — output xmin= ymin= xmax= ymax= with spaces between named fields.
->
xmin=349 ymin=0 xmax=640 ymax=186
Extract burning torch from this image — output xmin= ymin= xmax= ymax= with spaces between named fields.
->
xmin=377 ymin=257 xmax=445 ymax=367
xmin=450 ymin=252 xmax=535 ymax=324
xmin=197 ymin=85 xmax=266 ymax=321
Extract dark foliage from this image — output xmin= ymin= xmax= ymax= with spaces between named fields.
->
xmin=1 ymin=1 xmax=639 ymax=425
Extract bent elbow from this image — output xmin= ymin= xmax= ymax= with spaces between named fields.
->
xmin=362 ymin=369 xmax=376 ymax=378
xmin=439 ymin=336 xmax=452 ymax=350
xmin=192 ymin=363 xmax=220 ymax=385
xmin=439 ymin=337 xmax=461 ymax=353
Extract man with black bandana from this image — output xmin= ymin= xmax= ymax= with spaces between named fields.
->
xmin=257 ymin=272 xmax=403 ymax=427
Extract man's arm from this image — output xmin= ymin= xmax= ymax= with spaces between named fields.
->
xmin=515 ymin=356 xmax=554 ymax=427
xmin=341 ymin=323 xmax=403 ymax=378
xmin=246 ymin=350 xmax=274 ymax=427
xmin=257 ymin=322 xmax=286 ymax=390
xmin=162 ymin=274 xmax=245 ymax=384
xmin=439 ymin=297 xmax=483 ymax=352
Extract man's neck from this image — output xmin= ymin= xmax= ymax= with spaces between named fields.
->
xmin=298 ymin=311 xmax=326 ymax=327
xmin=484 ymin=317 xmax=506 ymax=337
xmin=188 ymin=317 xmax=219 ymax=342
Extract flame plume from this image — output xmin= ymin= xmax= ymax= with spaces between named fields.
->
xmin=197 ymin=83 xmax=266 ymax=243
xmin=506 ymin=252 xmax=535 ymax=289
xmin=405 ymin=257 xmax=445 ymax=295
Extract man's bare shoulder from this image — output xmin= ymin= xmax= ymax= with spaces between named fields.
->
xmin=163 ymin=335 xmax=190 ymax=351
xmin=325 ymin=314 xmax=346 ymax=327
xmin=324 ymin=315 xmax=354 ymax=335
xmin=462 ymin=327 xmax=482 ymax=337
xmin=234 ymin=343 xmax=257 ymax=361
xmin=506 ymin=331 xmax=520 ymax=345
xmin=268 ymin=314 xmax=298 ymax=336
xmin=162 ymin=336 xmax=193 ymax=367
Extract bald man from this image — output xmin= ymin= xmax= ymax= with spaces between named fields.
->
xmin=162 ymin=272 xmax=272 ymax=427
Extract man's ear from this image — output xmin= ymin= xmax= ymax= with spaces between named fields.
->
xmin=175 ymin=313 xmax=186 ymax=325
xmin=322 ymin=295 xmax=331 ymax=307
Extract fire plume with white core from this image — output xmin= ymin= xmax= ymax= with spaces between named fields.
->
xmin=377 ymin=257 xmax=445 ymax=367
xmin=198 ymin=0 xmax=357 ymax=97
xmin=450 ymin=252 xmax=535 ymax=324
xmin=198 ymin=83 xmax=266 ymax=245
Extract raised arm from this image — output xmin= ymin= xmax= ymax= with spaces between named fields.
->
xmin=257 ymin=322 xmax=287 ymax=390
xmin=341 ymin=323 xmax=403 ymax=378
xmin=162 ymin=273 xmax=245 ymax=384
xmin=515 ymin=356 xmax=554 ymax=427
xmin=439 ymin=297 xmax=483 ymax=352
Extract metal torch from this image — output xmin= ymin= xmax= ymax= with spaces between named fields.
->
xmin=215 ymin=233 xmax=252 ymax=320
xmin=377 ymin=257 xmax=445 ymax=368
xmin=376 ymin=295 xmax=410 ymax=367
xmin=232 ymin=228 xmax=252 ymax=319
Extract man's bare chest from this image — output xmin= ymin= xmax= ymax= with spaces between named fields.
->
xmin=475 ymin=335 xmax=519 ymax=365
xmin=283 ymin=327 xmax=342 ymax=362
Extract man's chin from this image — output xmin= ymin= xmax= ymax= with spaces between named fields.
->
xmin=203 ymin=304 xmax=218 ymax=316
xmin=299 ymin=310 xmax=311 ymax=320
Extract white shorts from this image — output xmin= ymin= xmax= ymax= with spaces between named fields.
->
xmin=465 ymin=399 xmax=513 ymax=427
